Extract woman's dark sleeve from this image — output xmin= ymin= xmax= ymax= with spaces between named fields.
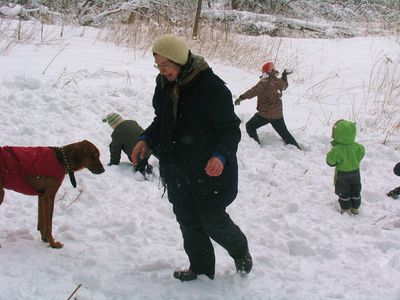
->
xmin=141 ymin=76 xmax=162 ymax=150
xmin=201 ymin=74 xmax=241 ymax=163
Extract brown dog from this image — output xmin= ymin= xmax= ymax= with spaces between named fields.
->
xmin=0 ymin=140 xmax=105 ymax=248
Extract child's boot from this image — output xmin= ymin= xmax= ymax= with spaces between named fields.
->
xmin=339 ymin=197 xmax=351 ymax=215
xmin=350 ymin=208 xmax=359 ymax=215
xmin=350 ymin=196 xmax=361 ymax=215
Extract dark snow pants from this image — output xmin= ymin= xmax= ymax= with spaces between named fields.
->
xmin=165 ymin=164 xmax=248 ymax=278
xmin=335 ymin=169 xmax=361 ymax=210
xmin=245 ymin=113 xmax=301 ymax=149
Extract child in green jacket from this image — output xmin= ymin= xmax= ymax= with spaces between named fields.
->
xmin=326 ymin=120 xmax=365 ymax=214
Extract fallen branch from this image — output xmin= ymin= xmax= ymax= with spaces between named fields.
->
xmin=66 ymin=283 xmax=82 ymax=300
xmin=372 ymin=215 xmax=386 ymax=225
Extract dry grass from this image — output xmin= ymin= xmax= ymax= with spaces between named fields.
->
xmin=0 ymin=19 xmax=29 ymax=55
xmin=99 ymin=18 xmax=300 ymax=72
xmin=0 ymin=19 xmax=63 ymax=55
xmin=367 ymin=52 xmax=400 ymax=143
xmin=1 ymin=16 xmax=399 ymax=144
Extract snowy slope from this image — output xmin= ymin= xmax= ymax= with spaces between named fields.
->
xmin=0 ymin=22 xmax=400 ymax=300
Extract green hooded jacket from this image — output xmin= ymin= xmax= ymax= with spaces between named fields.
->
xmin=326 ymin=120 xmax=365 ymax=172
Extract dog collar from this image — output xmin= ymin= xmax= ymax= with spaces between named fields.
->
xmin=61 ymin=147 xmax=77 ymax=188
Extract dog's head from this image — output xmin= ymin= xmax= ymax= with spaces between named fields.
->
xmin=65 ymin=140 xmax=105 ymax=174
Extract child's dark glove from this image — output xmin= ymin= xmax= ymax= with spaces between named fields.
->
xmin=282 ymin=69 xmax=293 ymax=76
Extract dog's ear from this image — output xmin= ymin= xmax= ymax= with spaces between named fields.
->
xmin=80 ymin=140 xmax=98 ymax=153
xmin=80 ymin=140 xmax=91 ymax=148
xmin=69 ymin=147 xmax=83 ymax=168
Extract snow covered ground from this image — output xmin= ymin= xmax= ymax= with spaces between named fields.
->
xmin=1 ymin=21 xmax=400 ymax=300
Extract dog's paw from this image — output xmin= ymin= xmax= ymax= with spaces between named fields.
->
xmin=50 ymin=241 xmax=64 ymax=249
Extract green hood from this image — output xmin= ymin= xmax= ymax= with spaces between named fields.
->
xmin=333 ymin=120 xmax=356 ymax=145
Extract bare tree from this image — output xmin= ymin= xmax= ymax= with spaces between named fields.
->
xmin=192 ymin=0 xmax=202 ymax=38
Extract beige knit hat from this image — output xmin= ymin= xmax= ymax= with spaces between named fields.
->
xmin=103 ymin=113 xmax=124 ymax=129
xmin=152 ymin=34 xmax=189 ymax=65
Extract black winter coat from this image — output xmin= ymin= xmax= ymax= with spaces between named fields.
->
xmin=143 ymin=67 xmax=241 ymax=208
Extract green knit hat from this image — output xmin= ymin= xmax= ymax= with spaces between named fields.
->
xmin=103 ymin=113 xmax=124 ymax=129
xmin=152 ymin=34 xmax=189 ymax=65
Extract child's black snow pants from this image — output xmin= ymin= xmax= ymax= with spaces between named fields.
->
xmin=245 ymin=113 xmax=300 ymax=149
xmin=335 ymin=169 xmax=361 ymax=210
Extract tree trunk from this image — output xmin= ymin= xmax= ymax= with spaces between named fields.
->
xmin=192 ymin=0 xmax=202 ymax=39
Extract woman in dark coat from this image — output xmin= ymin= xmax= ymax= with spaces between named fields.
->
xmin=131 ymin=34 xmax=252 ymax=281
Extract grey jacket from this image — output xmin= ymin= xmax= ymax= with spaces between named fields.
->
xmin=109 ymin=120 xmax=144 ymax=164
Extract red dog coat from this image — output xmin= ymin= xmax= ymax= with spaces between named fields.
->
xmin=0 ymin=146 xmax=65 ymax=195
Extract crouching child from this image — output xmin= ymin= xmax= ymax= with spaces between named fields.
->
xmin=326 ymin=120 xmax=365 ymax=214
xmin=103 ymin=113 xmax=153 ymax=176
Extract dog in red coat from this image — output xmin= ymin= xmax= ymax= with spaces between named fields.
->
xmin=0 ymin=140 xmax=105 ymax=248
